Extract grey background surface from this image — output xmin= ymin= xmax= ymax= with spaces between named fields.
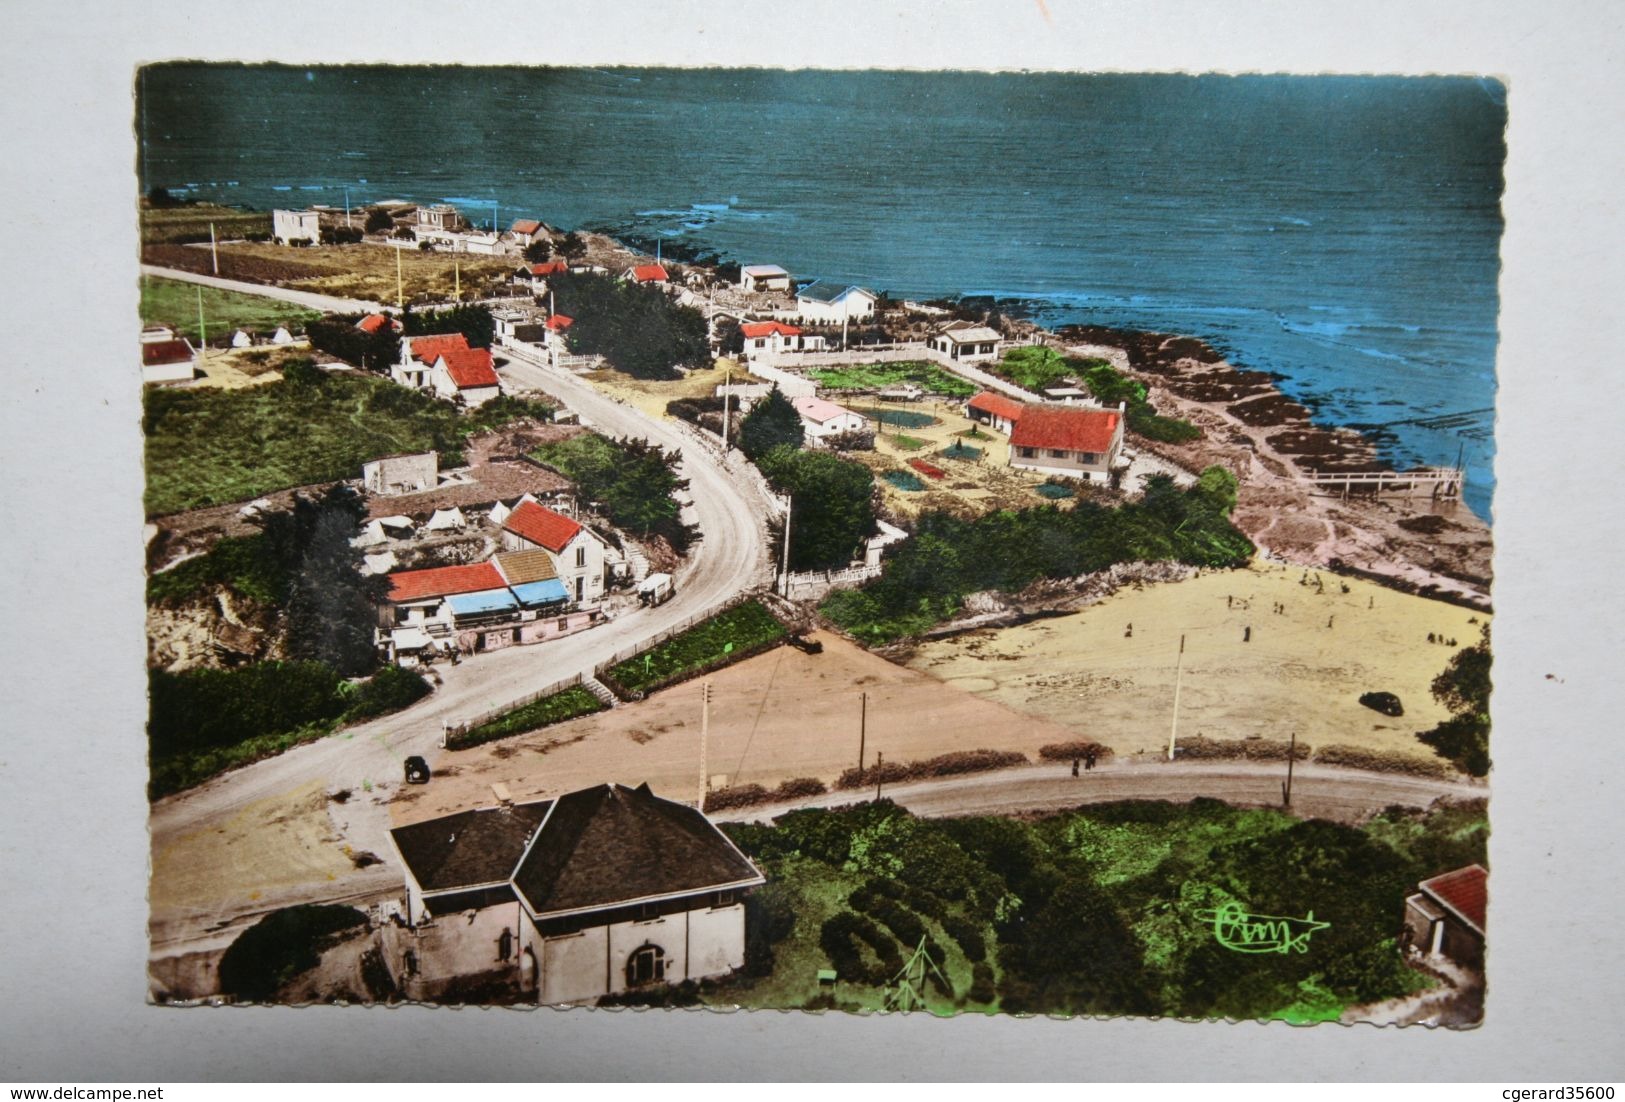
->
xmin=2 ymin=0 xmax=1621 ymax=1082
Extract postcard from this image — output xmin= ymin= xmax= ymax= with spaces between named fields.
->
xmin=140 ymin=66 xmax=1499 ymax=1024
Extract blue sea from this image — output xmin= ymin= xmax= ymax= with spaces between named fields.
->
xmin=136 ymin=67 xmax=1505 ymax=520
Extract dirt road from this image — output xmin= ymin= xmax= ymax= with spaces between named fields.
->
xmin=148 ymin=349 xmax=776 ymax=961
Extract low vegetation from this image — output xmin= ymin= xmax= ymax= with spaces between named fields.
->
xmin=143 ymin=373 xmax=548 ymax=516
xmin=993 ymin=345 xmax=1087 ymax=391
xmin=602 ymin=601 xmax=787 ymax=698
xmin=140 ymin=275 xmax=321 ymax=342
xmin=446 ymin=685 xmax=608 ymax=750
xmin=217 ymin=904 xmax=369 ymax=1002
xmin=530 ymin=432 xmax=695 ymax=554
xmin=822 ymin=468 xmax=1253 ymax=642
xmin=705 ymin=777 xmax=829 ymax=813
xmin=807 ymin=362 xmax=976 ymax=398
xmin=1079 ymin=360 xmax=1203 ymax=444
xmin=833 ymin=748 xmax=1028 ymax=790
xmin=140 ymin=200 xmax=270 ymax=245
xmin=145 ymin=239 xmax=514 ymax=303
xmin=716 ymin=796 xmax=1487 ymax=1018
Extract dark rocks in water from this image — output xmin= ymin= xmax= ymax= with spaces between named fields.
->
xmin=1359 ymin=691 xmax=1404 ymax=717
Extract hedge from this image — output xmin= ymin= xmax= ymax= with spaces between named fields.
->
xmin=819 ymin=912 xmax=902 ymax=986
xmin=1173 ymin=736 xmax=1310 ymax=762
xmin=446 ymin=685 xmax=606 ymax=749
xmin=705 ymin=777 xmax=829 ymax=813
xmin=1037 ymin=740 xmax=1115 ymax=763
xmin=601 ymin=601 xmax=787 ymax=699
xmin=1313 ymin=744 xmax=1455 ymax=779
xmin=834 ymin=748 xmax=1028 ymax=790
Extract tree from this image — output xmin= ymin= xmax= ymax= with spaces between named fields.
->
xmin=146 ymin=185 xmax=183 ymax=208
xmin=523 ymin=239 xmax=552 ymax=264
xmin=531 ymin=434 xmax=696 ymax=554
xmin=548 ymin=272 xmax=709 ymax=379
xmin=363 ymin=207 xmax=394 ymax=235
xmin=306 ymin=314 xmax=400 ymax=370
xmin=755 ymin=446 xmax=876 ymax=572
xmin=217 ymin=905 xmax=368 ymax=1001
xmin=1417 ymin=625 xmax=1491 ymax=776
xmin=714 ymin=317 xmax=745 ymax=357
xmin=321 ymin=225 xmax=364 ymax=246
xmin=737 ymin=386 xmax=805 ymax=459
xmin=402 ymin=303 xmax=495 ymax=349
xmin=557 ymin=231 xmax=588 ymax=260
xmin=260 ymin=486 xmax=390 ymax=676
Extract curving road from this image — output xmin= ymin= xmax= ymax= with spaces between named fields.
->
xmin=148 ymin=350 xmax=776 ymax=958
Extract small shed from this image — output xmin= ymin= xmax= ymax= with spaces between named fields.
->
xmin=424 ymin=506 xmax=468 ymax=532
xmin=1403 ymin=864 xmax=1486 ymax=970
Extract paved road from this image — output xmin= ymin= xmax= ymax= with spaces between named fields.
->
xmin=719 ymin=759 xmax=1488 ymax=825
xmin=148 ymin=352 xmax=777 ymax=959
xmin=140 ymin=263 xmax=391 ymax=316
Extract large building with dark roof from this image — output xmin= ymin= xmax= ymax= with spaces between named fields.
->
xmin=387 ymin=782 xmax=766 ymax=1004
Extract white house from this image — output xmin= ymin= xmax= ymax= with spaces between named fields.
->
xmin=1007 ymin=402 xmax=1127 ymax=482
xmin=501 ymin=500 xmax=612 ymax=607
xmin=929 ymin=323 xmax=1003 ymax=364
xmin=794 ymin=282 xmax=877 ymax=324
xmin=272 ymin=208 xmax=321 ymax=245
xmin=141 ymin=336 xmax=196 ymax=385
xmin=509 ymin=218 xmax=548 ymax=246
xmin=738 ymin=321 xmax=825 ymax=360
xmin=362 ymin=451 xmax=439 ymax=496
xmin=386 ymin=782 xmax=765 ymax=1004
xmin=966 ymin=391 xmax=1027 ymax=436
xmin=430 ymin=345 xmax=502 ymax=408
xmin=516 ymin=260 xmax=568 ymax=292
xmin=739 ymin=264 xmax=792 ymax=294
xmin=792 ymin=395 xmax=869 ymax=443
xmin=623 ymin=263 xmax=670 ymax=286
xmin=382 ymin=560 xmax=511 ymax=640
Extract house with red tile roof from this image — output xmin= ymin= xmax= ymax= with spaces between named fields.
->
xmin=356 ymin=313 xmax=398 ymax=335
xmin=1007 ymin=403 xmax=1126 ymax=483
xmin=508 ymin=218 xmax=547 ymax=245
xmin=382 ymin=561 xmax=511 ymax=644
xmin=385 ymin=782 xmax=765 ymax=1004
xmin=1404 ymin=864 xmax=1486 ymax=969
xmin=501 ymin=500 xmax=612 ymax=607
xmin=966 ymin=390 xmax=1027 ymax=435
xmin=431 ymin=345 xmax=502 ymax=407
xmin=738 ymin=321 xmax=825 ymax=361
xmin=141 ymin=336 xmax=197 ymax=386
xmin=622 ymin=263 xmax=670 ymax=286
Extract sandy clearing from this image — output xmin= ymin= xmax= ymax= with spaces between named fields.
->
xmin=149 ymin=779 xmax=356 ymax=912
xmin=906 ymin=560 xmax=1486 ymax=760
xmin=391 ymin=629 xmax=1083 ymax=827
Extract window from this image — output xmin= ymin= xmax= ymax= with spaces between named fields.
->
xmin=576 ymin=546 xmax=586 ymax=568
xmin=626 ymin=944 xmax=666 ymax=987
xmin=1049 ymin=448 xmax=1068 ymax=458
xmin=557 ymin=617 xmax=569 ymax=631
xmin=1018 ymin=447 xmax=1036 ymax=459
xmin=715 ymin=890 xmax=736 ymax=907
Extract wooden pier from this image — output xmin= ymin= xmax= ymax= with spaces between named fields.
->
xmin=1302 ymin=466 xmax=1466 ymax=502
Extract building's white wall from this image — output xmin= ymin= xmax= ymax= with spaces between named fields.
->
xmin=796 ymin=294 xmax=875 ymax=324
xmin=272 ymin=209 xmax=320 ymax=244
xmin=686 ymin=902 xmax=747 ymax=978
xmin=533 ymin=901 xmax=746 ymax=1005
xmin=142 ymin=360 xmax=195 ymax=385
xmin=803 ymin=413 xmax=868 ymax=439
xmin=539 ymin=925 xmax=611 ymax=1005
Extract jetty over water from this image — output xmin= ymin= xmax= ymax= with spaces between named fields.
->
xmin=1302 ymin=466 xmax=1466 ymax=502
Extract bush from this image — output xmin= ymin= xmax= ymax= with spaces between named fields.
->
xmin=146 ymin=533 xmax=286 ymax=607
xmin=942 ymin=914 xmax=987 ymax=962
xmin=343 ymin=665 xmax=432 ymax=722
xmin=967 ymin=961 xmax=997 ymax=1005
xmin=1174 ymin=736 xmax=1308 ymax=762
xmin=706 ymin=776 xmax=829 ymax=812
xmin=743 ymin=885 xmax=797 ymax=977
xmin=834 ymin=749 xmax=1027 ymax=790
xmin=217 ymin=904 xmax=368 ymax=1001
xmin=819 ymin=912 xmax=901 ymax=986
xmin=603 ymin=601 xmax=787 ymax=697
xmin=1313 ymin=744 xmax=1454 ymax=779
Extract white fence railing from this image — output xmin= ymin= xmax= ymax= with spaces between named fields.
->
xmin=782 ymin=563 xmax=881 ymax=600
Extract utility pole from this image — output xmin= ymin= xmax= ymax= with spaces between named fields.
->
xmin=395 ymin=243 xmax=404 ymax=311
xmin=698 ymin=681 xmax=711 ymax=812
xmin=209 ymin=221 xmax=219 ymax=276
xmin=455 ymin=258 xmax=460 ymax=301
xmin=195 ymin=286 xmax=207 ymax=368
xmin=779 ymin=494 xmax=793 ymax=596
xmin=1282 ymin=732 xmax=1296 ymax=807
xmin=344 ymin=186 xmax=351 ymax=228
xmin=721 ymin=362 xmax=732 ymax=450
xmin=874 ymin=751 xmax=884 ymax=802
xmin=858 ymin=691 xmax=867 ymax=776
xmin=1166 ymin=633 xmax=1186 ymax=762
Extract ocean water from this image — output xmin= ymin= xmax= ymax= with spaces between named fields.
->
xmin=136 ymin=67 xmax=1505 ymax=520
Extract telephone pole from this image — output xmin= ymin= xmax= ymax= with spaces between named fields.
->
xmin=857 ymin=691 xmax=867 ymax=776
xmin=209 ymin=222 xmax=219 ymax=275
xmin=1166 ymin=633 xmax=1186 ymax=761
xmin=779 ymin=494 xmax=793 ymax=596
xmin=195 ymin=286 xmax=207 ymax=368
xmin=698 ymin=681 xmax=712 ymax=812
xmin=1282 ymin=732 xmax=1297 ymax=807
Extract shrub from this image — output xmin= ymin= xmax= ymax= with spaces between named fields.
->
xmin=819 ymin=912 xmax=901 ymax=986
xmin=217 ymin=904 xmax=368 ymax=1001
xmin=1314 ymin=744 xmax=1454 ymax=779
xmin=705 ymin=777 xmax=829 ymax=812
xmin=447 ymin=685 xmax=606 ymax=749
xmin=834 ymin=749 xmax=1027 ymax=790
xmin=1174 ymin=736 xmax=1308 ymax=762
xmin=942 ymin=914 xmax=987 ymax=962
xmin=967 ymin=961 xmax=997 ymax=1005
xmin=343 ymin=665 xmax=432 ymax=722
xmin=743 ymin=884 xmax=797 ymax=977
xmin=603 ymin=601 xmax=787 ymax=697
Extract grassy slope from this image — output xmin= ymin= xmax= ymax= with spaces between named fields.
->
xmin=144 ymin=375 xmax=463 ymax=516
xmin=141 ymin=203 xmax=271 ymax=244
xmin=141 ymin=275 xmax=322 ymax=341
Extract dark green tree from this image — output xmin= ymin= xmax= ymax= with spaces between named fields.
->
xmin=547 ymin=272 xmax=708 ymax=379
xmin=557 ymin=231 xmax=588 ymax=260
xmin=737 ymin=386 xmax=805 ymax=459
xmin=363 ymin=207 xmax=394 ymax=234
xmin=523 ymin=239 xmax=552 ymax=264
xmin=217 ymin=905 xmax=369 ymax=1001
xmin=279 ymin=356 xmax=323 ymax=390
xmin=755 ymin=446 xmax=876 ymax=572
xmin=714 ymin=317 xmax=745 ymax=357
xmin=1417 ymin=625 xmax=1491 ymax=776
xmin=402 ymin=303 xmax=495 ymax=348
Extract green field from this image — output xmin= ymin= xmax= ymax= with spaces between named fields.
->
xmin=141 ymin=202 xmax=271 ymax=244
xmin=143 ymin=375 xmax=553 ymax=516
xmin=991 ymin=345 xmax=1097 ymax=391
xmin=807 ymin=362 xmax=976 ymax=398
xmin=141 ymin=275 xmax=322 ymax=342
xmin=447 ymin=686 xmax=608 ymax=749
xmin=700 ymin=797 xmax=1486 ymax=1019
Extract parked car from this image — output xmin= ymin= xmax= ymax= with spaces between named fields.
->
xmin=404 ymin=755 xmax=431 ymax=785
xmin=637 ymin=573 xmax=675 ymax=607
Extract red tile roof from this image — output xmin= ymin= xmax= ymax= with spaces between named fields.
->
xmin=356 ymin=314 xmax=393 ymax=334
xmin=629 ymin=264 xmax=669 ymax=283
xmin=1010 ymin=406 xmax=1122 ymax=454
xmin=387 ymin=561 xmax=506 ymax=603
xmin=546 ymin=314 xmax=574 ymax=331
xmin=511 ymin=219 xmax=542 ymax=235
xmin=526 ymin=260 xmax=568 ymax=276
xmin=503 ymin=500 xmax=583 ymax=553
xmin=409 ymin=332 xmax=471 ymax=365
xmin=1421 ymin=864 xmax=1487 ymax=935
xmin=740 ymin=322 xmax=802 ymax=339
xmin=142 ymin=339 xmax=195 ymax=366
xmin=967 ymin=391 xmax=1027 ymax=422
xmin=439 ymin=346 xmax=499 ymax=390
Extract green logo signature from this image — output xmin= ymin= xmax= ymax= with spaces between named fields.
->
xmin=1195 ymin=903 xmax=1330 ymax=954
